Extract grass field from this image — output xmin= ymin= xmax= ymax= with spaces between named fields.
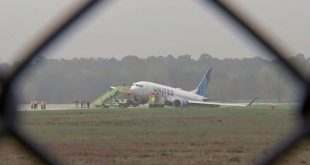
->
xmin=1 ymin=106 xmax=309 ymax=164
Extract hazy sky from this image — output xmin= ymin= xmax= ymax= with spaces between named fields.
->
xmin=0 ymin=0 xmax=309 ymax=63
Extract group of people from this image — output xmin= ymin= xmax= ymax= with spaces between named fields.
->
xmin=75 ymin=100 xmax=90 ymax=108
xmin=30 ymin=99 xmax=47 ymax=110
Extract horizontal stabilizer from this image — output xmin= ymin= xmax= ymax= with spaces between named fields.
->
xmin=247 ymin=97 xmax=258 ymax=106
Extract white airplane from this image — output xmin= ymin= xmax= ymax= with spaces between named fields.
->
xmin=129 ymin=67 xmax=256 ymax=107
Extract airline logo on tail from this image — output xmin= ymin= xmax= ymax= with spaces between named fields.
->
xmin=194 ymin=67 xmax=212 ymax=96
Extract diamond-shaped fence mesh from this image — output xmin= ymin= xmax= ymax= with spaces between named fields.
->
xmin=0 ymin=0 xmax=308 ymax=164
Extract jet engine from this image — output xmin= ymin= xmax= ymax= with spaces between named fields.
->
xmin=173 ymin=99 xmax=189 ymax=107
xmin=133 ymin=96 xmax=148 ymax=105
xmin=133 ymin=96 xmax=142 ymax=104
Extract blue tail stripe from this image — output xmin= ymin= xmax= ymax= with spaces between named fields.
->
xmin=196 ymin=67 xmax=212 ymax=96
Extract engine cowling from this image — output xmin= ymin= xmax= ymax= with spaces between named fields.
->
xmin=133 ymin=96 xmax=141 ymax=103
xmin=173 ymin=99 xmax=189 ymax=107
xmin=133 ymin=96 xmax=148 ymax=105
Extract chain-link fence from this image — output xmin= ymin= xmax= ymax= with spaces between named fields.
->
xmin=0 ymin=0 xmax=308 ymax=164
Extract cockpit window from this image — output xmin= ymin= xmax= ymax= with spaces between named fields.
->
xmin=135 ymin=84 xmax=143 ymax=87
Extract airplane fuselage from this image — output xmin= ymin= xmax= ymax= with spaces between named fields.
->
xmin=130 ymin=81 xmax=207 ymax=104
xmin=127 ymin=67 xmax=254 ymax=107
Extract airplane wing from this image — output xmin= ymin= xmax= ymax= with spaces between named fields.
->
xmin=187 ymin=97 xmax=257 ymax=108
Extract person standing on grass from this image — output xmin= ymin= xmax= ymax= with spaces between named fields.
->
xmin=43 ymin=100 xmax=47 ymax=109
xmin=86 ymin=101 xmax=90 ymax=108
xmin=41 ymin=100 xmax=44 ymax=110
xmin=81 ymin=100 xmax=83 ymax=108
xmin=30 ymin=100 xmax=34 ymax=109
xmin=33 ymin=99 xmax=38 ymax=109
xmin=75 ymin=100 xmax=79 ymax=108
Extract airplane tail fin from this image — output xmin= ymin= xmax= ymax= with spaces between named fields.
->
xmin=191 ymin=67 xmax=212 ymax=96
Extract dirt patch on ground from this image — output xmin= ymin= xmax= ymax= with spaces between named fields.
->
xmin=1 ymin=108 xmax=304 ymax=164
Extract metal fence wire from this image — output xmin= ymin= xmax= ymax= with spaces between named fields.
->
xmin=0 ymin=0 xmax=309 ymax=164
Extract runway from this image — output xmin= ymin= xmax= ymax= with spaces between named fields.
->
xmin=19 ymin=103 xmax=150 ymax=111
xmin=18 ymin=102 xmax=298 ymax=111
xmin=19 ymin=104 xmax=81 ymax=111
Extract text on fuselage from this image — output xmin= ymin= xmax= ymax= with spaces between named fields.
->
xmin=153 ymin=85 xmax=174 ymax=96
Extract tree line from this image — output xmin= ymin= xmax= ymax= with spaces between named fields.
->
xmin=4 ymin=53 xmax=307 ymax=104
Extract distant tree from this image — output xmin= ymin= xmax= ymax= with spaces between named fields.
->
xmin=12 ymin=54 xmax=303 ymax=103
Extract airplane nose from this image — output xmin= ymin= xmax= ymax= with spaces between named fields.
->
xmin=125 ymin=90 xmax=133 ymax=96
xmin=129 ymin=86 xmax=137 ymax=94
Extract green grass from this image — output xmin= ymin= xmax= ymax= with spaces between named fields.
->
xmin=1 ymin=106 xmax=309 ymax=164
